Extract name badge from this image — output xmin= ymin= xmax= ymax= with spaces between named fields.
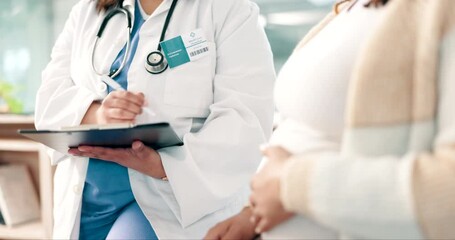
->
xmin=160 ymin=28 xmax=210 ymax=69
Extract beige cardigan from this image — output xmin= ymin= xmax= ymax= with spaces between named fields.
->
xmin=280 ymin=0 xmax=455 ymax=239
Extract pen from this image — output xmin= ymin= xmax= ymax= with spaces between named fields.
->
xmin=101 ymin=75 xmax=156 ymax=116
xmin=101 ymin=75 xmax=125 ymax=91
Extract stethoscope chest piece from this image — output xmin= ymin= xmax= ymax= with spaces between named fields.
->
xmin=145 ymin=51 xmax=168 ymax=74
xmin=92 ymin=0 xmax=178 ymax=77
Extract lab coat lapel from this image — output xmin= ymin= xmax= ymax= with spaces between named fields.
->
xmin=150 ymin=0 xmax=172 ymax=18
xmin=139 ymin=0 xmax=174 ymax=36
xmin=127 ymin=0 xmax=173 ymax=20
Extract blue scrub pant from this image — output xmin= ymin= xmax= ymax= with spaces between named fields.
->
xmin=80 ymin=201 xmax=158 ymax=240
xmin=106 ymin=201 xmax=158 ymax=239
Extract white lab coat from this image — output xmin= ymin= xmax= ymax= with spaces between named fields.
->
xmin=34 ymin=0 xmax=275 ymax=238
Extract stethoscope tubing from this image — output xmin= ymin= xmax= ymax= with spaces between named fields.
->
xmin=91 ymin=7 xmax=133 ymax=79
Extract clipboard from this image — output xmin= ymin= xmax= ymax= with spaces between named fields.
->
xmin=18 ymin=122 xmax=183 ymax=154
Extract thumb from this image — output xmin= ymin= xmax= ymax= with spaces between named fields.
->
xmin=132 ymin=141 xmax=152 ymax=160
xmin=132 ymin=141 xmax=145 ymax=152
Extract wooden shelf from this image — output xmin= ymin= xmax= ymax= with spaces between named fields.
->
xmin=0 ymin=114 xmax=34 ymax=124
xmin=0 ymin=118 xmax=53 ymax=239
xmin=0 ymin=139 xmax=42 ymax=152
xmin=0 ymin=220 xmax=47 ymax=239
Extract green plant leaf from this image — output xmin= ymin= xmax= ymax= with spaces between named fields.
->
xmin=0 ymin=80 xmax=24 ymax=113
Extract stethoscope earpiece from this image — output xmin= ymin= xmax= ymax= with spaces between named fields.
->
xmin=145 ymin=51 xmax=168 ymax=74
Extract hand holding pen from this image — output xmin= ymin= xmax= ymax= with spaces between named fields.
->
xmin=80 ymin=75 xmax=156 ymax=125
xmin=101 ymin=76 xmax=156 ymax=119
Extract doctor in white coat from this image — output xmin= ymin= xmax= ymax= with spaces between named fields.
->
xmin=34 ymin=0 xmax=275 ymax=238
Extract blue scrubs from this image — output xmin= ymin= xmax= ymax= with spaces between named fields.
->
xmin=79 ymin=4 xmax=158 ymax=240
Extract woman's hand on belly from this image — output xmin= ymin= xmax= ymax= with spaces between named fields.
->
xmin=204 ymin=207 xmax=257 ymax=240
xmin=250 ymin=146 xmax=294 ymax=234
xmin=68 ymin=141 xmax=166 ymax=179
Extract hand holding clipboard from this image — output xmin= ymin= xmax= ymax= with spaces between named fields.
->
xmin=18 ymin=122 xmax=183 ymax=154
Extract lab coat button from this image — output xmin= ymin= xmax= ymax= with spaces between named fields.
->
xmin=97 ymin=82 xmax=107 ymax=95
xmin=73 ymin=184 xmax=82 ymax=194
xmin=98 ymin=82 xmax=106 ymax=91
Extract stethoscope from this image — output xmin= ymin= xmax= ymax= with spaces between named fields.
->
xmin=91 ymin=0 xmax=179 ymax=78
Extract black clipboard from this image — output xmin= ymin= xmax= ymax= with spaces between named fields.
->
xmin=18 ymin=122 xmax=183 ymax=154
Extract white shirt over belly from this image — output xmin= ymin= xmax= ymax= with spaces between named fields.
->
xmin=272 ymin=1 xmax=385 ymax=155
xmin=265 ymin=1 xmax=385 ymax=239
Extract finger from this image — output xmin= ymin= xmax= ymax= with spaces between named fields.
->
xmin=250 ymin=214 xmax=258 ymax=225
xmin=259 ymin=143 xmax=270 ymax=154
xmin=203 ymin=231 xmax=220 ymax=240
xmin=249 ymin=198 xmax=263 ymax=225
xmin=104 ymin=118 xmax=135 ymax=124
xmin=261 ymin=145 xmax=281 ymax=157
xmin=78 ymin=146 xmax=96 ymax=152
xmin=68 ymin=150 xmax=99 ymax=159
xmin=68 ymin=148 xmax=84 ymax=156
xmin=249 ymin=197 xmax=262 ymax=227
xmin=105 ymin=108 xmax=137 ymax=120
xmin=104 ymin=98 xmax=143 ymax=115
xmin=75 ymin=152 xmax=120 ymax=164
xmin=78 ymin=146 xmax=122 ymax=156
xmin=221 ymin=228 xmax=238 ymax=240
xmin=250 ymin=176 xmax=258 ymax=191
xmin=249 ymin=195 xmax=256 ymax=209
xmin=204 ymin=225 xmax=225 ymax=240
xmin=69 ymin=149 xmax=103 ymax=159
xmin=83 ymin=153 xmax=100 ymax=159
xmin=78 ymin=146 xmax=127 ymax=162
xmin=250 ymin=210 xmax=262 ymax=227
xmin=141 ymin=93 xmax=149 ymax=107
xmin=206 ymin=220 xmax=231 ymax=240
xmin=110 ymin=91 xmax=145 ymax=106
xmin=69 ymin=147 xmax=115 ymax=160
xmin=263 ymin=146 xmax=291 ymax=161
xmin=255 ymin=218 xmax=270 ymax=234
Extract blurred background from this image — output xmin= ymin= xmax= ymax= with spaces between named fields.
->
xmin=0 ymin=0 xmax=332 ymax=115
